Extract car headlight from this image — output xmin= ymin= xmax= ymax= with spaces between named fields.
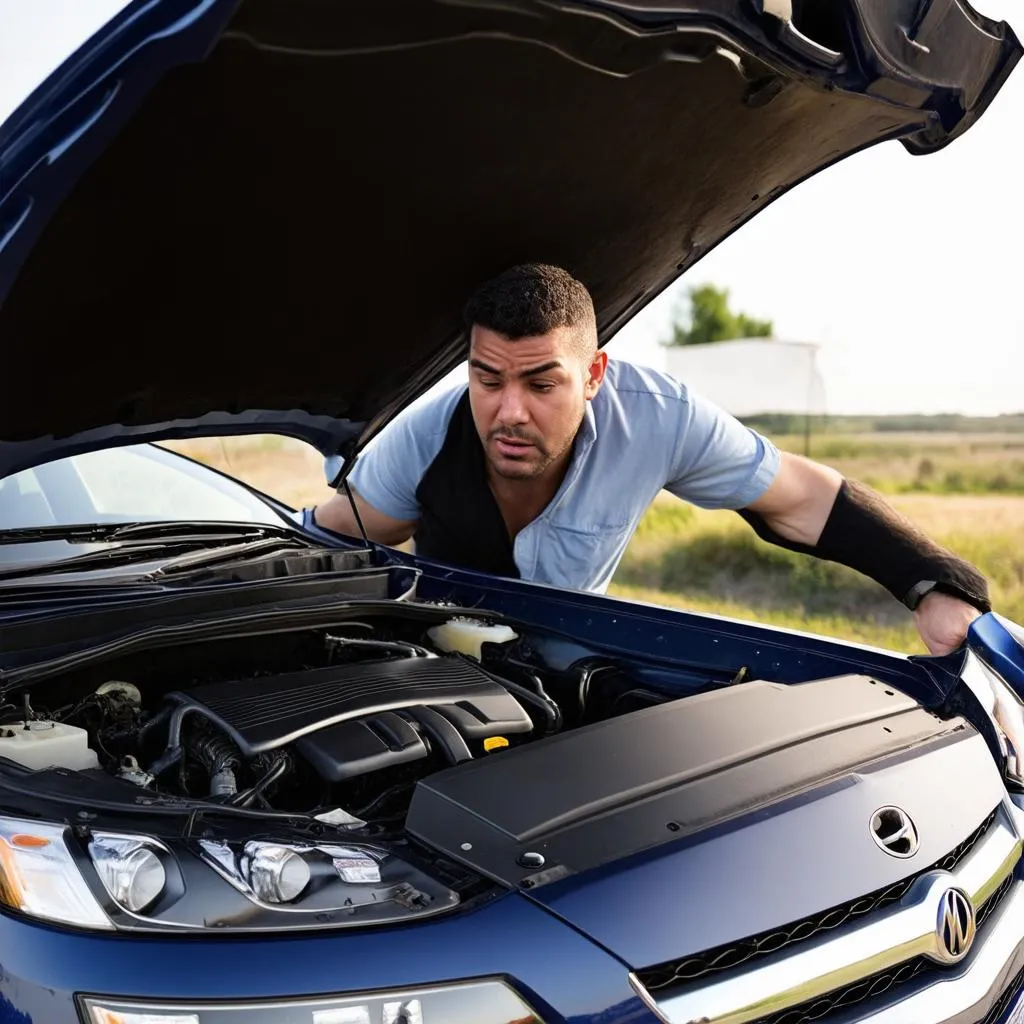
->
xmin=0 ymin=820 xmax=113 ymax=929
xmin=79 ymin=980 xmax=542 ymax=1023
xmin=0 ymin=817 xmax=458 ymax=932
xmin=90 ymin=834 xmax=169 ymax=913
xmin=243 ymin=842 xmax=312 ymax=903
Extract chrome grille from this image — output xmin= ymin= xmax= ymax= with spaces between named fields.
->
xmin=981 ymin=964 xmax=1024 ymax=1024
xmin=758 ymin=957 xmax=930 ymax=1024
xmin=629 ymin=803 xmax=1024 ymax=1024
xmin=748 ymin=872 xmax=1015 ymax=1024
xmin=977 ymin=871 xmax=1015 ymax=930
xmin=637 ymin=810 xmax=997 ymax=993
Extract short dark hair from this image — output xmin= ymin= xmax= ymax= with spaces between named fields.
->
xmin=464 ymin=264 xmax=597 ymax=351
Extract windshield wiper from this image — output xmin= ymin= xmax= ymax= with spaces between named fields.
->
xmin=0 ymin=520 xmax=297 ymax=546
xmin=147 ymin=536 xmax=311 ymax=579
xmin=0 ymin=536 xmax=309 ymax=582
xmin=107 ymin=521 xmax=296 ymax=542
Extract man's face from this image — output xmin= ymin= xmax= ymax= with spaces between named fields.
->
xmin=468 ymin=324 xmax=607 ymax=481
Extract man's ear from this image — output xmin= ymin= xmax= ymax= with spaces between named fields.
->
xmin=584 ymin=350 xmax=609 ymax=400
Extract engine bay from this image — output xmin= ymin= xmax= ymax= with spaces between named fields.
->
xmin=0 ymin=604 xmax=970 ymax=934
xmin=0 ymin=610 xmax=656 ymax=831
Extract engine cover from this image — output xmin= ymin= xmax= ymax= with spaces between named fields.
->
xmin=165 ymin=655 xmax=533 ymax=763
xmin=406 ymin=674 xmax=975 ymax=890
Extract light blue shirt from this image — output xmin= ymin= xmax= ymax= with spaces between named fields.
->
xmin=330 ymin=360 xmax=780 ymax=593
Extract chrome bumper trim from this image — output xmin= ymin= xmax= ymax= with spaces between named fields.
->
xmin=853 ymin=879 xmax=1024 ymax=1023
xmin=632 ymin=807 xmax=1022 ymax=1024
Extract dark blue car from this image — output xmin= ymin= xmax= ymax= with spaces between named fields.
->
xmin=1 ymin=1 xmax=1024 ymax=1022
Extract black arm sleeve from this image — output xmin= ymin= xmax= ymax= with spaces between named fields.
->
xmin=737 ymin=479 xmax=991 ymax=613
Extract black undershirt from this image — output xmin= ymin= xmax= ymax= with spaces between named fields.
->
xmin=413 ymin=392 xmax=520 ymax=577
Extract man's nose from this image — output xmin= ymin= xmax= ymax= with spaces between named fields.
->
xmin=496 ymin=385 xmax=529 ymax=425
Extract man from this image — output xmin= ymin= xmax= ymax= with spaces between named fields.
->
xmin=311 ymin=263 xmax=991 ymax=655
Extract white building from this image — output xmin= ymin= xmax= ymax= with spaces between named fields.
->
xmin=664 ymin=338 xmax=827 ymax=420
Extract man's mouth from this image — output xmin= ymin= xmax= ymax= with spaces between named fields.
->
xmin=493 ymin=436 xmax=536 ymax=458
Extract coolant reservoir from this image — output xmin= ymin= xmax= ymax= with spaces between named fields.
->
xmin=428 ymin=617 xmax=518 ymax=660
xmin=0 ymin=721 xmax=100 ymax=771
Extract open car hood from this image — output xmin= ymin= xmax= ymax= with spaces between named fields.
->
xmin=0 ymin=0 xmax=1019 ymax=479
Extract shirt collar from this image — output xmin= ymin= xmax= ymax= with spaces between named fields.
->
xmin=579 ymin=395 xmax=598 ymax=447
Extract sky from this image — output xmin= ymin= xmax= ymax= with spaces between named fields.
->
xmin=2 ymin=0 xmax=1022 ymax=417
xmin=0 ymin=0 xmax=132 ymax=125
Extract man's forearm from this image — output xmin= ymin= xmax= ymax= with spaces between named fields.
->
xmin=739 ymin=478 xmax=991 ymax=613
xmin=311 ymin=490 xmax=418 ymax=547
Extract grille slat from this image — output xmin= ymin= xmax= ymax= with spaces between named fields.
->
xmin=761 ymin=957 xmax=930 ymax=1024
xmin=637 ymin=809 xmax=998 ymax=994
xmin=982 ymin=964 xmax=1024 ymax=1024
xmin=749 ymin=870 xmax=1014 ymax=1024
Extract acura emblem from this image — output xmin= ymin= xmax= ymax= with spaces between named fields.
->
xmin=870 ymin=806 xmax=920 ymax=858
xmin=935 ymin=887 xmax=976 ymax=963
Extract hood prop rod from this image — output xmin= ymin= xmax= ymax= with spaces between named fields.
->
xmin=341 ymin=477 xmax=369 ymax=546
xmin=328 ymin=442 xmax=370 ymax=547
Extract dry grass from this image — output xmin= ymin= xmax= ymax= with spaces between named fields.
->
xmin=611 ymin=493 xmax=1024 ymax=654
xmin=775 ymin=432 xmax=1024 ymax=495
xmin=163 ymin=436 xmax=335 ymax=510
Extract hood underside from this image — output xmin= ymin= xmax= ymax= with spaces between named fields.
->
xmin=0 ymin=0 xmax=1019 ymax=477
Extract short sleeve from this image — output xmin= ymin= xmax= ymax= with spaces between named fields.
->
xmin=663 ymin=383 xmax=781 ymax=509
xmin=324 ymin=387 xmax=463 ymax=521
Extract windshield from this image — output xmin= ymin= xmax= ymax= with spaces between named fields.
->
xmin=0 ymin=444 xmax=288 ymax=532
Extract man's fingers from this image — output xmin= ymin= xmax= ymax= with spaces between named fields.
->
xmin=914 ymin=591 xmax=982 ymax=655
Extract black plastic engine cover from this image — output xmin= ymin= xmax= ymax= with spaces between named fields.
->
xmin=405 ymin=674 xmax=968 ymax=888
xmin=295 ymin=712 xmax=430 ymax=782
xmin=166 ymin=654 xmax=532 ymax=757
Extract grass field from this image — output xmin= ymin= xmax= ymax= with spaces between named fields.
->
xmin=165 ymin=431 xmax=1024 ymax=655
xmin=777 ymin=432 xmax=1024 ymax=495
xmin=611 ymin=493 xmax=1024 ymax=654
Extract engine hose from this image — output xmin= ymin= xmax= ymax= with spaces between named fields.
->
xmin=499 ymin=662 xmax=563 ymax=733
xmin=574 ymin=661 xmax=618 ymax=716
xmin=229 ymin=755 xmax=290 ymax=808
xmin=522 ymin=670 xmax=563 ymax=731
xmin=325 ymin=635 xmax=435 ymax=660
xmin=138 ymin=704 xmax=173 ymax=738
xmin=148 ymin=703 xmax=231 ymax=778
xmin=487 ymin=671 xmax=561 ymax=735
xmin=351 ymin=781 xmax=414 ymax=820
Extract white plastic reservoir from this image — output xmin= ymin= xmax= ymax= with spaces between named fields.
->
xmin=427 ymin=617 xmax=518 ymax=660
xmin=0 ymin=721 xmax=100 ymax=771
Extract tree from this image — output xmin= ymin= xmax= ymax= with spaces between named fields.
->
xmin=665 ymin=284 xmax=773 ymax=346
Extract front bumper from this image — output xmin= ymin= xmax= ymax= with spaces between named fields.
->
xmin=12 ymin=831 xmax=1024 ymax=1024
xmin=0 ymin=893 xmax=651 ymax=1024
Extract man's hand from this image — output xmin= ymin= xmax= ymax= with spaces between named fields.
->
xmin=743 ymin=453 xmax=987 ymax=655
xmin=913 ymin=590 xmax=981 ymax=655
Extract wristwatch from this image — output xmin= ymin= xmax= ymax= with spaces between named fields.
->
xmin=903 ymin=580 xmax=938 ymax=611
xmin=903 ymin=579 xmax=991 ymax=614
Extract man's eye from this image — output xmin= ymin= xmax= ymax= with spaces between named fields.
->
xmin=480 ymin=379 xmax=501 ymax=390
xmin=531 ymin=381 xmax=555 ymax=393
